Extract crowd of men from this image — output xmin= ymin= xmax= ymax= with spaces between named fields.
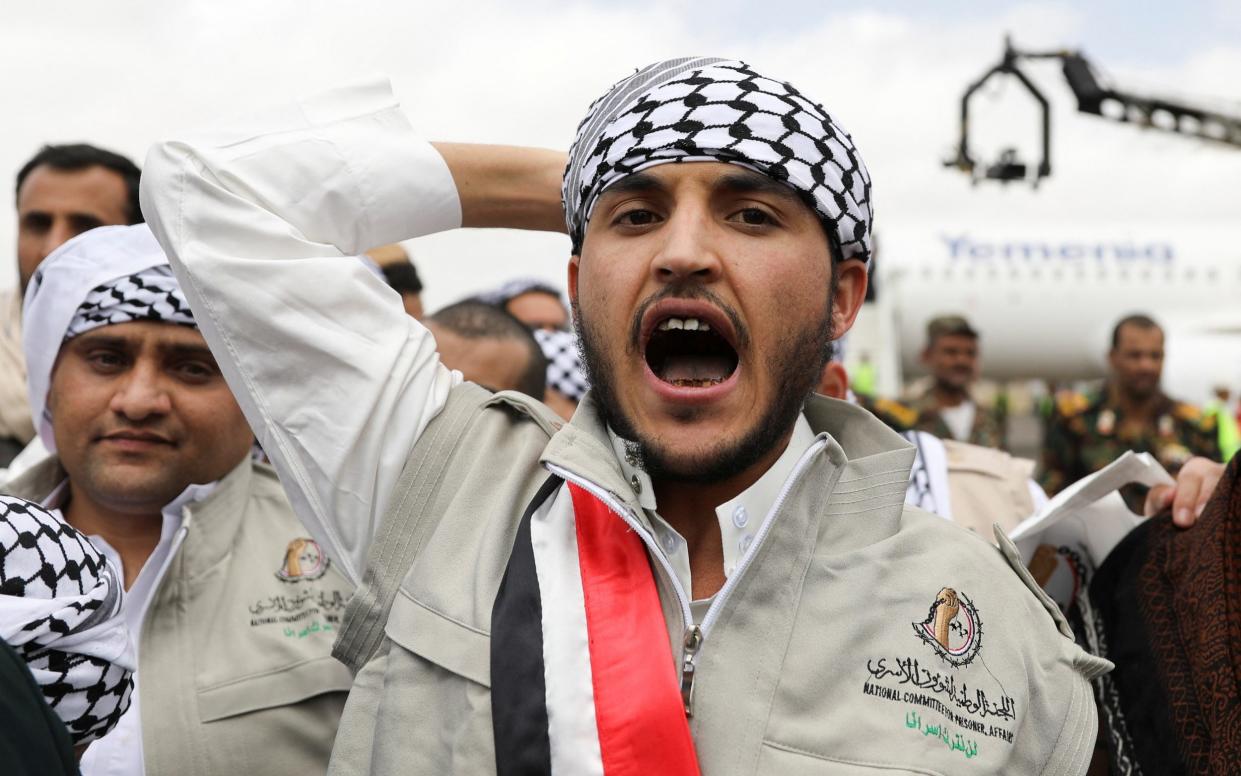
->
xmin=0 ymin=56 xmax=1235 ymax=776
xmin=849 ymin=309 xmax=1224 ymax=503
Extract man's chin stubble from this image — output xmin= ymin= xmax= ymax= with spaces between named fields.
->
xmin=574 ymin=292 xmax=833 ymax=486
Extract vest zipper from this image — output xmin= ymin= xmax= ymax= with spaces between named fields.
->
xmin=547 ymin=435 xmax=828 ymax=717
xmin=680 ymin=624 xmax=702 ymax=716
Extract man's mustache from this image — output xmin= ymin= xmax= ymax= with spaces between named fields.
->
xmin=626 ymin=284 xmax=749 ymax=353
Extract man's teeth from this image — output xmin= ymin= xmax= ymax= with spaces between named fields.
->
xmin=656 ymin=317 xmax=711 ymax=332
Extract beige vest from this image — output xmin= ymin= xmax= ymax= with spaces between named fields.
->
xmin=330 ymin=385 xmax=1109 ymax=775
xmin=942 ymin=440 xmax=1037 ymax=536
xmin=4 ymin=456 xmax=353 ymax=776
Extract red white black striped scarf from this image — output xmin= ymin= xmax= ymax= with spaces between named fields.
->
xmin=491 ymin=476 xmax=700 ymax=775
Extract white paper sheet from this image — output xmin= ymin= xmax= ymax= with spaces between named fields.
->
xmin=1008 ymin=451 xmax=1174 ymax=566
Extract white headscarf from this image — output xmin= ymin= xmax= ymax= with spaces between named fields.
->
xmin=22 ymin=224 xmax=193 ymax=453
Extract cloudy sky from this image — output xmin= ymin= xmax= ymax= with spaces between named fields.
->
xmin=4 ymin=0 xmax=1240 ymax=307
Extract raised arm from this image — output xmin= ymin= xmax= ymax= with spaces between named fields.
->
xmin=140 ymin=77 xmax=565 ymax=585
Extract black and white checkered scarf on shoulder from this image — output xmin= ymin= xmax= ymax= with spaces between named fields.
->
xmin=534 ymin=328 xmax=589 ymax=402
xmin=562 ymin=56 xmax=873 ymax=262
xmin=0 ymin=496 xmax=135 ymax=744
xmin=65 ymin=264 xmax=196 ymax=340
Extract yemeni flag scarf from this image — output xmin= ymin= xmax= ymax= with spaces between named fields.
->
xmin=490 ymin=476 xmax=701 ymax=775
xmin=1088 ymin=453 xmax=1241 ymax=775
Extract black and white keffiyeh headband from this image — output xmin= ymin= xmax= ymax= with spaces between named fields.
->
xmin=0 ymin=496 xmax=135 ymax=744
xmin=65 ymin=264 xmax=196 ymax=340
xmin=477 ymin=277 xmax=565 ymax=309
xmin=563 ymin=56 xmax=873 ymax=261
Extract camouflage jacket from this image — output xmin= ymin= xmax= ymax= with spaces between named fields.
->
xmin=1038 ymin=388 xmax=1221 ymax=496
xmin=908 ymin=387 xmax=1007 ymax=449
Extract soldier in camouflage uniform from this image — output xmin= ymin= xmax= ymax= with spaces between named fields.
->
xmin=909 ymin=386 xmax=1007 ymax=448
xmin=908 ymin=314 xmax=1007 ymax=448
xmin=1039 ymin=314 xmax=1220 ymax=496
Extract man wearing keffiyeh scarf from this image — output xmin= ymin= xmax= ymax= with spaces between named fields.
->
xmin=526 ymin=57 xmax=873 ymax=485
xmin=140 ymin=56 xmax=1110 ymax=775
xmin=3 ymin=223 xmax=352 ymax=776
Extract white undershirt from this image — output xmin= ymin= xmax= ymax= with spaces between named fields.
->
xmin=939 ymin=400 xmax=976 ymax=442
xmin=40 ymin=479 xmax=216 ymax=776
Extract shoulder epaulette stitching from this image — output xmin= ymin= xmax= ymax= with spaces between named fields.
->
xmin=1055 ymin=391 xmax=1089 ymax=417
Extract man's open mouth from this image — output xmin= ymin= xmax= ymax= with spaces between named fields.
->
xmin=644 ymin=313 xmax=740 ymax=389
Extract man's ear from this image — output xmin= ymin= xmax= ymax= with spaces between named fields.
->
xmin=567 ymin=255 xmax=581 ymax=306
xmin=817 ymin=361 xmax=849 ymax=400
xmin=829 ymin=259 xmax=869 ymax=337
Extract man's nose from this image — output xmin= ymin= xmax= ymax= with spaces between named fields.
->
xmin=109 ymin=364 xmax=172 ymax=420
xmin=650 ymin=207 xmax=724 ymax=285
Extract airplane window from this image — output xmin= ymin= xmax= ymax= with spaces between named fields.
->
xmin=1052 ymin=268 xmax=1063 ymax=281
xmin=1207 ymin=268 xmax=1218 ymax=281
xmin=1118 ymin=269 xmax=1129 ymax=281
xmin=1140 ymin=269 xmax=1151 ymax=281
xmin=1030 ymin=268 xmax=1041 ymax=280
xmin=1184 ymin=267 xmax=1197 ymax=280
xmin=922 ymin=266 xmax=933 ymax=280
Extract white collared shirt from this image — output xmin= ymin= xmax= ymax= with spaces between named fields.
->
xmin=40 ymin=479 xmax=217 ymax=776
xmin=939 ymin=400 xmax=976 ymax=442
xmin=609 ymin=416 xmax=818 ymax=621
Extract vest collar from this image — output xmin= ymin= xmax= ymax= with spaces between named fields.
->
xmin=176 ymin=458 xmax=253 ymax=579
xmin=542 ymin=392 xmax=915 ymax=548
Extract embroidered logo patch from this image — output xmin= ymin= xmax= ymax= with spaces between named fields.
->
xmin=276 ymin=537 xmax=330 ymax=582
xmin=912 ymin=587 xmax=982 ymax=666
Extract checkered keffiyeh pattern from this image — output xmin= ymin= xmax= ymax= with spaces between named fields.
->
xmin=477 ymin=278 xmax=565 ymax=308
xmin=563 ymin=56 xmax=873 ymax=261
xmin=65 ymin=265 xmax=196 ymax=340
xmin=0 ymin=496 xmax=134 ymax=743
xmin=534 ymin=328 xmax=589 ymax=401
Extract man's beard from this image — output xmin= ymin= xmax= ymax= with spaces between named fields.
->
xmin=1121 ymin=376 xmax=1161 ymax=402
xmin=575 ymin=285 xmax=835 ymax=485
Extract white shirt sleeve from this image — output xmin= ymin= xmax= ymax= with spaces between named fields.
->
xmin=140 ymin=77 xmax=463 ymax=585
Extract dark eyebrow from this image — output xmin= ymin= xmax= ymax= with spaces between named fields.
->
xmin=161 ymin=342 xmax=217 ymax=362
xmin=69 ymin=329 xmax=217 ymax=363
xmin=69 ymin=332 xmax=132 ymax=350
xmin=597 ymin=172 xmax=668 ymax=200
xmin=597 ymin=166 xmax=805 ymax=209
xmin=714 ymin=169 xmax=804 ymax=207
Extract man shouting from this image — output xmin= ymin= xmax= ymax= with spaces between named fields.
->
xmin=141 ymin=58 xmax=1106 ymax=775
